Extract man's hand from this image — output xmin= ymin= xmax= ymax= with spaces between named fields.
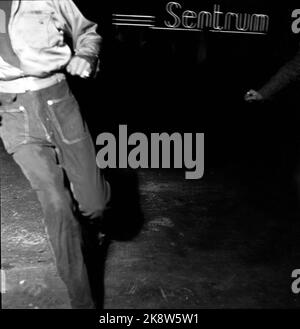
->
xmin=244 ymin=89 xmax=264 ymax=102
xmin=66 ymin=56 xmax=93 ymax=79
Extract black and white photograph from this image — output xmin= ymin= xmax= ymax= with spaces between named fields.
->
xmin=0 ymin=0 xmax=300 ymax=319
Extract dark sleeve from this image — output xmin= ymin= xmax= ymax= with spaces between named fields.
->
xmin=258 ymin=43 xmax=300 ymax=99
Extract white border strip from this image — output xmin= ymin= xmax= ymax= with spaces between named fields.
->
xmin=1 ymin=270 xmax=6 ymax=294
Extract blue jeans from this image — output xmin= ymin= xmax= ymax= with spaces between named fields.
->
xmin=0 ymin=80 xmax=110 ymax=308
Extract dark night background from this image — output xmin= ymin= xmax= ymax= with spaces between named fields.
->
xmin=71 ymin=0 xmax=300 ymax=216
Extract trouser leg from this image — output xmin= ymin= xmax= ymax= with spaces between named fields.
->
xmin=13 ymin=143 xmax=95 ymax=309
xmin=39 ymin=79 xmax=111 ymax=222
xmin=55 ymin=130 xmax=110 ymax=221
xmin=54 ymin=132 xmax=111 ymax=308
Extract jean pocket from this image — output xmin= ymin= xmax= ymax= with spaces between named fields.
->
xmin=0 ymin=105 xmax=29 ymax=153
xmin=47 ymin=94 xmax=88 ymax=145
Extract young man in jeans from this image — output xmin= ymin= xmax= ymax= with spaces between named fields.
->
xmin=0 ymin=0 xmax=110 ymax=308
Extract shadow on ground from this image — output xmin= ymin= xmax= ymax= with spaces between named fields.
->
xmin=1 ymin=142 xmax=300 ymax=309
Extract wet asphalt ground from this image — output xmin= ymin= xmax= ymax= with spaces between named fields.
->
xmin=1 ymin=141 xmax=300 ymax=309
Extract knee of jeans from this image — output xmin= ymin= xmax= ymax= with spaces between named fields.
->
xmin=70 ymin=181 xmax=110 ymax=219
xmin=75 ymin=182 xmax=110 ymax=220
xmin=79 ymin=206 xmax=105 ymax=220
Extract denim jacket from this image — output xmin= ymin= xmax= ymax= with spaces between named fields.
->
xmin=0 ymin=0 xmax=102 ymax=80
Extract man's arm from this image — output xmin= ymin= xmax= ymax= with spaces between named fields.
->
xmin=54 ymin=0 xmax=102 ymax=77
xmin=245 ymin=42 xmax=300 ymax=101
xmin=258 ymin=42 xmax=300 ymax=99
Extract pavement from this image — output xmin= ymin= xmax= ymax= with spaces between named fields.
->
xmin=1 ymin=141 xmax=300 ymax=309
